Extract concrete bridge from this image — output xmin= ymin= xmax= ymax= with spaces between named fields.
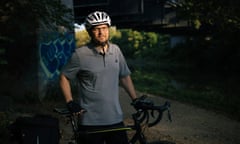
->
xmin=72 ymin=0 xmax=195 ymax=35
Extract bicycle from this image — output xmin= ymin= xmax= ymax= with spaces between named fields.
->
xmin=54 ymin=95 xmax=172 ymax=144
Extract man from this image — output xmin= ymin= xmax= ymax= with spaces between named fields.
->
xmin=59 ymin=11 xmax=138 ymax=144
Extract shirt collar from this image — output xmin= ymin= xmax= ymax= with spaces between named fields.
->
xmin=88 ymin=41 xmax=111 ymax=55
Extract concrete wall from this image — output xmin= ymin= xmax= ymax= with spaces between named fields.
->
xmin=0 ymin=0 xmax=75 ymax=111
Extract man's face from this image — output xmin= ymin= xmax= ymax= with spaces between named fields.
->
xmin=90 ymin=24 xmax=109 ymax=46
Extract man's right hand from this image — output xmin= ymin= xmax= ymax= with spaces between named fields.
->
xmin=66 ymin=101 xmax=86 ymax=114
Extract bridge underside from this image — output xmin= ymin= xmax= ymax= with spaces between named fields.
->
xmin=73 ymin=0 xmax=211 ymax=35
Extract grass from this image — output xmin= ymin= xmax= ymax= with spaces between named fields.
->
xmin=130 ymin=63 xmax=240 ymax=121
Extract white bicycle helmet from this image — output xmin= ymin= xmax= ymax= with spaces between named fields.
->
xmin=85 ymin=11 xmax=111 ymax=29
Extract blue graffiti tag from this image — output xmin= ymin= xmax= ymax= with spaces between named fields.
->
xmin=39 ymin=38 xmax=75 ymax=80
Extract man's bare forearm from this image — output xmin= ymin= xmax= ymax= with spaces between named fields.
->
xmin=120 ymin=75 xmax=137 ymax=100
xmin=59 ymin=74 xmax=73 ymax=103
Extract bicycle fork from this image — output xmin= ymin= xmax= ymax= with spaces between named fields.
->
xmin=129 ymin=113 xmax=147 ymax=144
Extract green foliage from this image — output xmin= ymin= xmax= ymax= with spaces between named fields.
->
xmin=144 ymin=0 xmax=240 ymax=77
xmin=132 ymin=70 xmax=174 ymax=94
xmin=111 ymin=29 xmax=170 ymax=60
xmin=131 ymin=66 xmax=240 ymax=120
xmin=109 ymin=28 xmax=240 ymax=120
xmin=111 ymin=29 xmax=142 ymax=58
xmin=176 ymin=0 xmax=240 ymax=31
xmin=71 ymin=28 xmax=171 ymax=61
xmin=0 ymin=0 xmax=73 ymax=41
xmin=75 ymin=30 xmax=90 ymax=47
xmin=33 ymin=0 xmax=73 ymax=27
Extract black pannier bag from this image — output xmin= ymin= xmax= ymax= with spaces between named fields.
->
xmin=9 ymin=114 xmax=60 ymax=144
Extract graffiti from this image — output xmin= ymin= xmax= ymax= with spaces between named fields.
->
xmin=39 ymin=33 xmax=75 ymax=80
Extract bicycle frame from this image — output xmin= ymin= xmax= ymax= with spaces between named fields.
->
xmin=54 ymin=109 xmax=146 ymax=144
xmin=54 ymin=96 xmax=171 ymax=144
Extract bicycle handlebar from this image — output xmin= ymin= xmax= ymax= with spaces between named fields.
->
xmin=54 ymin=108 xmax=71 ymax=115
xmin=132 ymin=95 xmax=172 ymax=127
xmin=54 ymin=95 xmax=172 ymax=128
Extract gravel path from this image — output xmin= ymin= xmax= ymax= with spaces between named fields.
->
xmin=119 ymin=88 xmax=240 ymax=144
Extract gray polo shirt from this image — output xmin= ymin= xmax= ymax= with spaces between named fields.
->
xmin=61 ymin=42 xmax=131 ymax=125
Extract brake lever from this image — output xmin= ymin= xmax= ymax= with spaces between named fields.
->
xmin=167 ymin=108 xmax=172 ymax=122
xmin=148 ymin=101 xmax=172 ymax=127
xmin=164 ymin=101 xmax=172 ymax=122
xmin=145 ymin=111 xmax=150 ymax=125
xmin=148 ymin=110 xmax=163 ymax=127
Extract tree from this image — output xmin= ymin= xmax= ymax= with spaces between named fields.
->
xmin=176 ymin=0 xmax=240 ymax=32
xmin=174 ymin=0 xmax=240 ymax=74
xmin=0 ymin=0 xmax=73 ymax=70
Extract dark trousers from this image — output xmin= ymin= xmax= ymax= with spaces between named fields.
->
xmin=77 ymin=122 xmax=129 ymax=144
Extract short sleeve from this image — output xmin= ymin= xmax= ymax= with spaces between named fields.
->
xmin=60 ymin=52 xmax=80 ymax=80
xmin=118 ymin=47 xmax=131 ymax=78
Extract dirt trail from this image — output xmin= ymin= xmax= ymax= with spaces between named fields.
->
xmin=57 ymin=87 xmax=240 ymax=144
xmin=119 ymin=88 xmax=240 ymax=144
